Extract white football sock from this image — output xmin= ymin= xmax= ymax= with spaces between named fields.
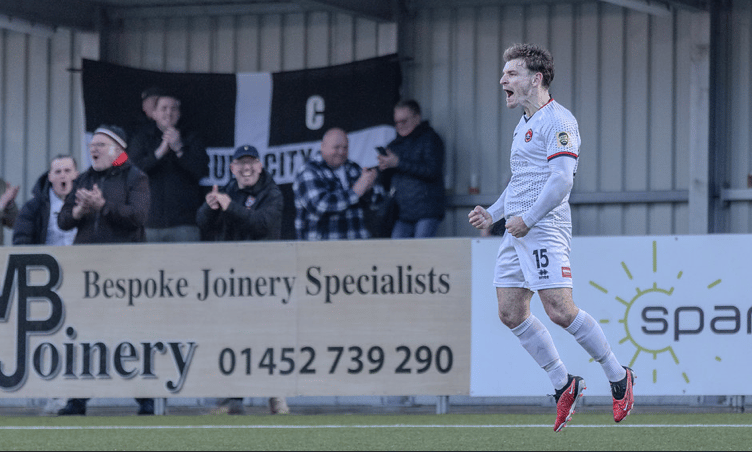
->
xmin=565 ymin=309 xmax=627 ymax=382
xmin=511 ymin=314 xmax=570 ymax=390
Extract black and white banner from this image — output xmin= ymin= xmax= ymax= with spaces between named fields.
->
xmin=82 ymin=56 xmax=401 ymax=238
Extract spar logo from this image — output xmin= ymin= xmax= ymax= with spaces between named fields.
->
xmin=0 ymin=254 xmax=196 ymax=393
xmin=588 ymin=241 xmax=749 ymax=386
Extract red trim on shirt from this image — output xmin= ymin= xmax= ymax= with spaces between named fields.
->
xmin=547 ymin=151 xmax=578 ymax=161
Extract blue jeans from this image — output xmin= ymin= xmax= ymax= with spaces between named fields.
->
xmin=391 ymin=218 xmax=442 ymax=238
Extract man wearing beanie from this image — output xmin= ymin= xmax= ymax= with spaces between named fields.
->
xmin=59 ymin=125 xmax=149 ymax=244
xmin=57 ymin=124 xmax=155 ymax=416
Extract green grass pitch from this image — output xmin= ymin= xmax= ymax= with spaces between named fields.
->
xmin=0 ymin=412 xmax=750 ymax=451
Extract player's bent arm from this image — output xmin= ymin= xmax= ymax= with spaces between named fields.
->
xmin=486 ymin=187 xmax=507 ymax=223
xmin=521 ymin=156 xmax=576 ymax=228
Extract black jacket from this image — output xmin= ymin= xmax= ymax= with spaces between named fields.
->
xmin=129 ymin=122 xmax=209 ymax=228
xmin=58 ymin=159 xmax=150 ymax=244
xmin=196 ymin=169 xmax=283 ymax=241
xmin=12 ymin=172 xmax=53 ymax=245
xmin=386 ymin=121 xmax=446 ymax=222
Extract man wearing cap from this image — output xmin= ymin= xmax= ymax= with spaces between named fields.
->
xmin=129 ymin=92 xmax=208 ymax=243
xmin=196 ymin=144 xmax=287 ymax=414
xmin=57 ymin=125 xmax=154 ymax=416
xmin=196 ymin=145 xmax=283 ymax=242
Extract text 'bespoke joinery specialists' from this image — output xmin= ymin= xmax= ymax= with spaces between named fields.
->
xmin=82 ymin=265 xmax=452 ymax=305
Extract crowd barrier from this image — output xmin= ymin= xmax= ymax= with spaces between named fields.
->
xmin=0 ymin=235 xmax=748 ymax=400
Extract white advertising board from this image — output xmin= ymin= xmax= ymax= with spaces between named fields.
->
xmin=470 ymin=234 xmax=752 ymax=397
xmin=0 ymin=239 xmax=471 ymax=398
xmin=2 ymin=234 xmax=746 ymax=399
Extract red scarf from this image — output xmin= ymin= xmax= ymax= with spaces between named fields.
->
xmin=113 ymin=152 xmax=128 ymax=167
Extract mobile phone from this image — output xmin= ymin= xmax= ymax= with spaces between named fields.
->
xmin=376 ymin=146 xmax=388 ymax=156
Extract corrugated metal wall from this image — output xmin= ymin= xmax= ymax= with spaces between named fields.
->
xmin=3 ymin=1 xmax=752 ymax=242
xmin=729 ymin=0 xmax=752 ymax=233
xmin=0 ymin=28 xmax=98 ymax=244
xmin=400 ymin=2 xmax=710 ymax=237
xmin=105 ymin=12 xmax=397 ymax=76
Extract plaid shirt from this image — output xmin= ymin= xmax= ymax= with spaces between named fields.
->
xmin=293 ymin=154 xmax=382 ymax=241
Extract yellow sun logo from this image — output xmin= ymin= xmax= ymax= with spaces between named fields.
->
xmin=588 ymin=240 xmax=722 ymax=385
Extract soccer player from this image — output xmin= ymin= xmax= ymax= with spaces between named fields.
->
xmin=468 ymin=43 xmax=635 ymax=431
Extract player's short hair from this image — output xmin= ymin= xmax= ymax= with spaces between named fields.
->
xmin=503 ymin=43 xmax=555 ymax=88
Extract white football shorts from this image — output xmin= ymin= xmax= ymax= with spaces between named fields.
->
xmin=493 ymin=222 xmax=573 ymax=291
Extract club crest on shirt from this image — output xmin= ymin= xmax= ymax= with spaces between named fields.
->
xmin=245 ymin=195 xmax=256 ymax=208
xmin=525 ymin=129 xmax=533 ymax=142
xmin=557 ymin=132 xmax=569 ymax=146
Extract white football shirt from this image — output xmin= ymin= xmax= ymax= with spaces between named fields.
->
xmin=504 ymin=99 xmax=580 ymax=227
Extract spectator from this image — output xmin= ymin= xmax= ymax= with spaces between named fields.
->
xmin=129 ymin=92 xmax=208 ymax=243
xmin=0 ymin=178 xmax=19 ymax=245
xmin=127 ymin=85 xmax=164 ymax=139
xmin=12 ymin=154 xmax=78 ymax=414
xmin=197 ymin=144 xmax=282 ymax=242
xmin=57 ymin=125 xmax=154 ymax=416
xmin=196 ymin=144 xmax=288 ymax=415
xmin=377 ymin=99 xmax=445 ymax=238
xmin=293 ymin=127 xmax=381 ymax=241
xmin=13 ymin=155 xmax=79 ymax=246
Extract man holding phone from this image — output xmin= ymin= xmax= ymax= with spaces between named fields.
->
xmin=376 ymin=99 xmax=446 ymax=238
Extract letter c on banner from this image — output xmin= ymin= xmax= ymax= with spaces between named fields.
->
xmin=306 ymin=95 xmax=325 ymax=130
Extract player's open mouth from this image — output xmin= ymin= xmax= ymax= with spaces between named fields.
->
xmin=504 ymin=89 xmax=513 ymax=98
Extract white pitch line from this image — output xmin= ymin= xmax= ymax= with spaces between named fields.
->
xmin=0 ymin=424 xmax=750 ymax=430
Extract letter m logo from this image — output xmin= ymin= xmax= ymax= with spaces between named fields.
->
xmin=0 ymin=254 xmax=64 ymax=390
